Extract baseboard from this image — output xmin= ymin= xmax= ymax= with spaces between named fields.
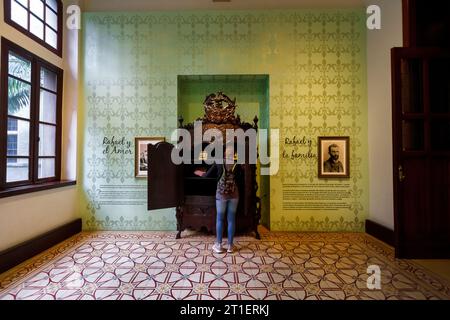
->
xmin=365 ymin=219 xmax=395 ymax=247
xmin=0 ymin=218 xmax=82 ymax=274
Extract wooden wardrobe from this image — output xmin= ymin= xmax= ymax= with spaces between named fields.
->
xmin=147 ymin=92 xmax=261 ymax=239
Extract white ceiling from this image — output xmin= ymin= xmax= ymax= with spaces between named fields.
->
xmin=82 ymin=0 xmax=364 ymax=12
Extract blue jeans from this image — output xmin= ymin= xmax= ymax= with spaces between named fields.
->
xmin=216 ymin=198 xmax=239 ymax=245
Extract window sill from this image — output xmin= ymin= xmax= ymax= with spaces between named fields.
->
xmin=0 ymin=180 xmax=76 ymax=199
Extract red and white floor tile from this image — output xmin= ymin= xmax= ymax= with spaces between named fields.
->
xmin=1 ymin=231 xmax=449 ymax=300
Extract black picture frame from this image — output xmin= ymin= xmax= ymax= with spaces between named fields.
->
xmin=318 ymin=136 xmax=350 ymax=178
xmin=135 ymin=137 xmax=165 ymax=178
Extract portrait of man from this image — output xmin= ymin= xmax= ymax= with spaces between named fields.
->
xmin=139 ymin=150 xmax=148 ymax=171
xmin=323 ymin=144 xmax=344 ymax=173
xmin=135 ymin=137 xmax=165 ymax=178
xmin=318 ymin=137 xmax=349 ymax=178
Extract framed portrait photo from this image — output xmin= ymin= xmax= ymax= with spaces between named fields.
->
xmin=318 ymin=136 xmax=350 ymax=179
xmin=135 ymin=137 xmax=166 ymax=178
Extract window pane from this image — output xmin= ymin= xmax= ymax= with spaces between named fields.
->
xmin=7 ymin=158 xmax=18 ymax=164
xmin=431 ymin=121 xmax=450 ymax=151
xmin=401 ymin=59 xmax=423 ymax=113
xmin=402 ymin=120 xmax=424 ymax=151
xmin=40 ymin=90 xmax=57 ymax=124
xmin=45 ymin=6 xmax=57 ymax=30
xmin=30 ymin=0 xmax=44 ymax=20
xmin=11 ymin=0 xmax=28 ymax=29
xmin=16 ymin=0 xmax=28 ymax=8
xmin=13 ymin=119 xmax=30 ymax=156
xmin=45 ymin=26 xmax=57 ymax=48
xmin=47 ymin=0 xmax=58 ymax=12
xmin=7 ymin=134 xmax=18 ymax=156
xmin=39 ymin=124 xmax=56 ymax=156
xmin=38 ymin=158 xmax=55 ymax=179
xmin=8 ymin=118 xmax=18 ymax=131
xmin=8 ymin=52 xmax=31 ymax=82
xmin=430 ymin=59 xmax=450 ymax=113
xmin=7 ymin=158 xmax=29 ymax=182
xmin=8 ymin=77 xmax=31 ymax=119
xmin=30 ymin=15 xmax=44 ymax=39
xmin=40 ymin=67 xmax=57 ymax=91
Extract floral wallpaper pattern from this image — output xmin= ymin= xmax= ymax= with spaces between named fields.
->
xmin=80 ymin=10 xmax=368 ymax=231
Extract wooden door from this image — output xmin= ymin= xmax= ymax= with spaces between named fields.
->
xmin=392 ymin=47 xmax=450 ymax=258
xmin=147 ymin=142 xmax=183 ymax=210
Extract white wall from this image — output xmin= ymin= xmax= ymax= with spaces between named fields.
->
xmin=0 ymin=0 xmax=79 ymax=251
xmin=0 ymin=187 xmax=77 ymax=250
xmin=365 ymin=0 xmax=403 ymax=229
xmin=61 ymin=0 xmax=79 ymax=180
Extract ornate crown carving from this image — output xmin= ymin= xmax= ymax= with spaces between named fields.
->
xmin=177 ymin=91 xmax=259 ymax=140
xmin=202 ymin=92 xmax=237 ymax=124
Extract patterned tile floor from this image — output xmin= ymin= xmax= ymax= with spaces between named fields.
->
xmin=0 ymin=230 xmax=449 ymax=300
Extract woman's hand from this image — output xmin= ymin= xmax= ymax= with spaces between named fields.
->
xmin=194 ymin=169 xmax=206 ymax=177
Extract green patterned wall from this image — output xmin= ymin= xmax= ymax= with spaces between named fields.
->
xmin=80 ymin=9 xmax=368 ymax=232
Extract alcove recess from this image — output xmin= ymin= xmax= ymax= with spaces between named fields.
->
xmin=177 ymin=74 xmax=271 ymax=228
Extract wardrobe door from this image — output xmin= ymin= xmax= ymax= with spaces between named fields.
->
xmin=147 ymin=142 xmax=183 ymax=210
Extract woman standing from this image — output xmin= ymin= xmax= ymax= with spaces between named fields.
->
xmin=194 ymin=146 xmax=240 ymax=253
